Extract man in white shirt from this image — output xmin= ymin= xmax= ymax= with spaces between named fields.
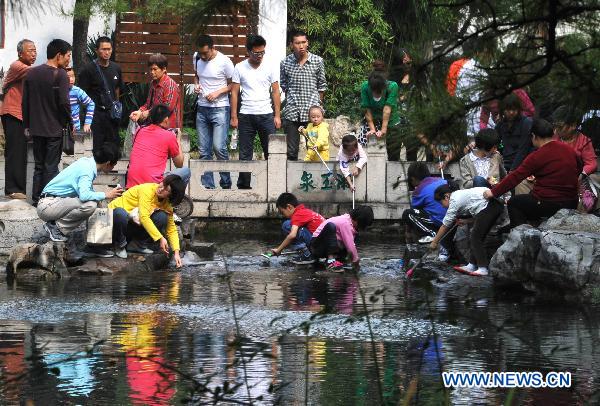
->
xmin=230 ymin=35 xmax=282 ymax=189
xmin=194 ymin=34 xmax=235 ymax=189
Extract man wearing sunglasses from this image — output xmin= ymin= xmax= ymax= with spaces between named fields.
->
xmin=230 ymin=35 xmax=281 ymax=189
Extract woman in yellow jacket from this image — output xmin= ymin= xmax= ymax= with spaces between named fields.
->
xmin=109 ymin=174 xmax=186 ymax=267
xmin=300 ymin=105 xmax=329 ymax=161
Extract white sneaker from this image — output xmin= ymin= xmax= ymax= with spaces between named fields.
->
xmin=115 ymin=247 xmax=128 ymax=259
xmin=437 ymin=246 xmax=450 ymax=262
xmin=418 ymin=235 xmax=434 ymax=244
xmin=472 ymin=267 xmax=489 ymax=276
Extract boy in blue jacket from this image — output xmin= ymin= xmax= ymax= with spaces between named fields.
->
xmin=401 ymin=162 xmax=453 ymax=261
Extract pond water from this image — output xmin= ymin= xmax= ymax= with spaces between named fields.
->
xmin=0 ymin=236 xmax=598 ymax=405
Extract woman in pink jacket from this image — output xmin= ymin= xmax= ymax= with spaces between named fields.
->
xmin=552 ymin=106 xmax=597 ymax=177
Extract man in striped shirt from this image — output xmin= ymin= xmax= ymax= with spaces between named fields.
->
xmin=67 ymin=68 xmax=94 ymax=132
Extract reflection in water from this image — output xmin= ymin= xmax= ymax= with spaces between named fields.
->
xmin=0 ymin=241 xmax=598 ymax=404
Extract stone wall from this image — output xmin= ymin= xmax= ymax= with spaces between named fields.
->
xmin=3 ymin=127 xmax=459 ymax=220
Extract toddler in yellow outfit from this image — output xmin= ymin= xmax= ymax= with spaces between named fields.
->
xmin=300 ymin=105 xmax=329 ymax=161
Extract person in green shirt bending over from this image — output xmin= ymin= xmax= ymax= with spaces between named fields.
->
xmin=358 ymin=68 xmax=401 ymax=160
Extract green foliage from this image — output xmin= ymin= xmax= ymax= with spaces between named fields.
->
xmin=288 ymin=0 xmax=393 ymax=119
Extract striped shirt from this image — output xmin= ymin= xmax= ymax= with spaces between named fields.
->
xmin=280 ymin=52 xmax=327 ymax=122
xmin=69 ymin=85 xmax=95 ymax=131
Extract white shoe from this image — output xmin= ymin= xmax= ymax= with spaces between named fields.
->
xmin=472 ymin=268 xmax=489 ymax=276
xmin=437 ymin=246 xmax=450 ymax=262
xmin=115 ymin=247 xmax=128 ymax=259
xmin=418 ymin=235 xmax=434 ymax=244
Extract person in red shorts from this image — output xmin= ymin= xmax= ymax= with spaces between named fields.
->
xmin=270 ymin=192 xmax=325 ymax=264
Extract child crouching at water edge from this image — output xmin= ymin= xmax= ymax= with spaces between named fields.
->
xmin=300 ymin=105 xmax=329 ymax=161
xmin=337 ymin=134 xmax=368 ymax=191
xmin=270 ymin=192 xmax=325 ymax=265
xmin=310 ymin=206 xmax=374 ymax=272
xmin=430 ymin=184 xmax=504 ymax=276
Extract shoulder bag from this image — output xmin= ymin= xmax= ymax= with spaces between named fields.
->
xmin=94 ymin=60 xmax=122 ymax=121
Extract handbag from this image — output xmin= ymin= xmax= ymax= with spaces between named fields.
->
xmin=52 ymin=69 xmax=73 ymax=154
xmin=580 ymin=174 xmax=600 ymax=213
xmin=94 ymin=60 xmax=122 ymax=121
xmin=86 ymin=207 xmax=114 ymax=245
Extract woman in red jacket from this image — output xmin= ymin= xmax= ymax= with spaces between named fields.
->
xmin=483 ymin=119 xmax=581 ymax=228
xmin=552 ymin=105 xmax=597 ymax=177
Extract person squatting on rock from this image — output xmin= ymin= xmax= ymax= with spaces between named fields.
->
xmin=66 ymin=67 xmax=94 ymax=133
xmin=280 ymin=30 xmax=327 ymax=161
xmin=37 ymin=143 xmax=122 ymax=242
xmin=1 ymin=38 xmax=37 ymax=200
xmin=337 ymin=134 xmax=368 ymax=191
xmin=483 ymin=119 xmax=581 ymax=228
xmin=108 ymin=175 xmax=186 ymax=267
xmin=193 ymin=34 xmax=234 ymax=190
xmin=126 ymin=104 xmax=188 ymax=189
xmin=270 ymin=192 xmax=325 ymax=265
xmin=230 ymin=34 xmax=282 ymax=189
xmin=310 ymin=206 xmax=374 ymax=272
xmin=458 ymin=128 xmax=506 ymax=189
xmin=401 ymin=162 xmax=452 ymax=261
xmin=300 ymin=105 xmax=329 ymax=162
xmin=431 ymin=184 xmax=504 ymax=276
xmin=22 ymin=39 xmax=72 ymax=205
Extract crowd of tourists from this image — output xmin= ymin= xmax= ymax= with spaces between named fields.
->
xmin=1 ymin=30 xmax=598 ymax=272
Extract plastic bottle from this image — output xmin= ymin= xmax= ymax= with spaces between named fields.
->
xmin=369 ymin=133 xmax=377 ymax=146
xmin=230 ymin=128 xmax=238 ymax=150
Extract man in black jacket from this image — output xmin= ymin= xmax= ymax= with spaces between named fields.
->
xmin=78 ymin=36 xmax=124 ymax=152
xmin=22 ymin=39 xmax=72 ymax=205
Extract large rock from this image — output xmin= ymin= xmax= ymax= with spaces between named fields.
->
xmin=490 ymin=210 xmax=600 ymax=302
xmin=490 ymin=225 xmax=542 ymax=288
xmin=0 ymin=199 xmax=45 ymax=255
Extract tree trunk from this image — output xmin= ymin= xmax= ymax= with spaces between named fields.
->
xmin=72 ymin=0 xmax=93 ymax=75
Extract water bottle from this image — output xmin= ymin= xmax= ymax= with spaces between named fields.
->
xmin=369 ymin=133 xmax=377 ymax=146
xmin=230 ymin=128 xmax=238 ymax=150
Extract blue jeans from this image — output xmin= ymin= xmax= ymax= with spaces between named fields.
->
xmin=196 ymin=106 xmax=231 ymax=189
xmin=473 ymin=176 xmax=491 ymax=188
xmin=112 ymin=207 xmax=168 ymax=248
xmin=282 ymin=219 xmax=313 ymax=251
xmin=237 ymin=113 xmax=274 ymax=188
xmin=165 ymin=167 xmax=191 ymax=186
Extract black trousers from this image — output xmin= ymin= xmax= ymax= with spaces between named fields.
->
xmin=237 ymin=113 xmax=274 ymax=188
xmin=92 ymin=108 xmax=120 ymax=154
xmin=1 ymin=114 xmax=27 ymax=195
xmin=508 ymin=194 xmax=578 ymax=228
xmin=284 ymin=118 xmax=308 ymax=161
xmin=469 ymin=199 xmax=504 ymax=268
xmin=310 ymin=222 xmax=340 ymax=259
xmin=402 ymin=208 xmax=456 ymax=251
xmin=32 ymin=136 xmax=62 ymax=204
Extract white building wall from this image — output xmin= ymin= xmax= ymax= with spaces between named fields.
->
xmin=258 ymin=0 xmax=288 ymax=69
xmin=1 ymin=0 xmax=115 ymax=70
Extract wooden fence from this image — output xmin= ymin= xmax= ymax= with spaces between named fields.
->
xmin=114 ymin=10 xmax=251 ymax=85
